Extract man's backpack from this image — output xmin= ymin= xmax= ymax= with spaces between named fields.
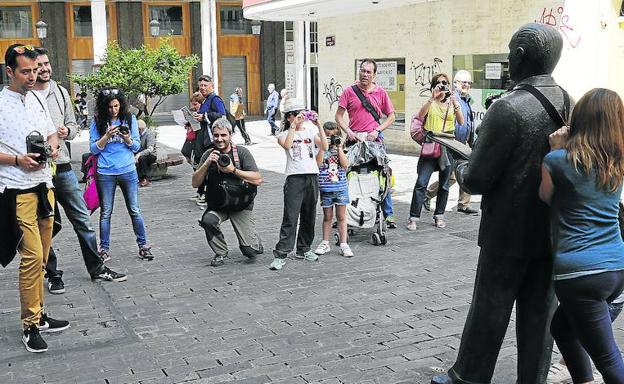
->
xmin=205 ymin=145 xmax=257 ymax=212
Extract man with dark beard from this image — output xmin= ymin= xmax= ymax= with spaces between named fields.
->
xmin=32 ymin=48 xmax=126 ymax=293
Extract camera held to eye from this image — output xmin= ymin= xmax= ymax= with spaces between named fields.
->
xmin=217 ymin=153 xmax=231 ymax=168
xmin=26 ymin=131 xmax=52 ymax=164
xmin=302 ymin=110 xmax=318 ymax=121
xmin=438 ymin=84 xmax=452 ymax=101
xmin=328 ymin=135 xmax=341 ymax=146
xmin=118 ymin=125 xmax=130 ymax=135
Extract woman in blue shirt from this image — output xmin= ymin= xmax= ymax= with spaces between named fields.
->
xmin=90 ymin=88 xmax=153 ymax=262
xmin=539 ymin=88 xmax=624 ymax=383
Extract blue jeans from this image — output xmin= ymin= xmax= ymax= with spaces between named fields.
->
xmin=551 ymin=271 xmax=624 ymax=383
xmin=96 ymin=170 xmax=147 ymax=250
xmin=409 ymin=157 xmax=452 ymax=219
xmin=47 ymin=169 xmax=104 ymax=277
xmin=382 ymin=193 xmax=394 ymax=219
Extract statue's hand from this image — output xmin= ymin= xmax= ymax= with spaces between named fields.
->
xmin=549 ymin=126 xmax=569 ymax=151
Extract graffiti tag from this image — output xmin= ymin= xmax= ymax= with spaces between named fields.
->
xmin=535 ymin=7 xmax=581 ymax=48
xmin=322 ymin=78 xmax=343 ymax=110
xmin=410 ymin=58 xmax=443 ymax=97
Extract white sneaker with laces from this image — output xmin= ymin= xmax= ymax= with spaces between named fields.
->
xmin=340 ymin=243 xmax=354 ymax=258
xmin=314 ymin=241 xmax=331 ymax=255
xmin=546 ymin=362 xmax=571 ymax=384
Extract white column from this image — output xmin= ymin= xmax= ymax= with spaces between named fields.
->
xmin=304 ymin=21 xmax=312 ymax=110
xmin=91 ymin=0 xmax=108 ymax=65
xmin=200 ymin=0 xmax=219 ymax=88
xmin=210 ymin=0 xmax=219 ymax=94
xmin=293 ymin=21 xmax=306 ymax=101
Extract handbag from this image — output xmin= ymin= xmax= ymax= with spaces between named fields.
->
xmin=83 ymin=155 xmax=100 ymax=213
xmin=410 ymin=114 xmax=427 ymax=144
xmin=420 ymin=141 xmax=441 ymax=158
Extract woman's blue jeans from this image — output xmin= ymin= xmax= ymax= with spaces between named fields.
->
xmin=409 ymin=157 xmax=452 ymax=219
xmin=551 ymin=271 xmax=624 ymax=383
xmin=96 ymin=170 xmax=147 ymax=250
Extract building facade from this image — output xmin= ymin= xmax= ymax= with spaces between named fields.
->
xmin=0 ymin=0 xmax=285 ymax=115
xmin=244 ymin=0 xmax=624 ymax=151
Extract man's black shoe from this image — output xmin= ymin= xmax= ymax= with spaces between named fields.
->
xmin=48 ymin=276 xmax=65 ymax=294
xmin=92 ymin=266 xmax=127 ymax=282
xmin=211 ymin=255 xmax=225 ymax=267
xmin=23 ymin=325 xmax=48 ymax=353
xmin=38 ymin=313 xmax=70 ymax=333
xmin=457 ymin=207 xmax=479 ymax=215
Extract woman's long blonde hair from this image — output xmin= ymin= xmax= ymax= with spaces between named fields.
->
xmin=565 ymin=88 xmax=624 ymax=192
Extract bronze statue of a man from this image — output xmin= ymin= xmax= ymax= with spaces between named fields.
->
xmin=432 ymin=23 xmax=569 ymax=384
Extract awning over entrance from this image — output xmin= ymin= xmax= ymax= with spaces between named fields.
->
xmin=243 ymin=0 xmax=433 ymax=21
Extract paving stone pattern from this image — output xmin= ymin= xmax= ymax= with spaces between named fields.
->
xmin=1 ymin=141 xmax=623 ymax=384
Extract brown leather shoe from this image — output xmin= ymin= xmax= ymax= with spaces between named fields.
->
xmin=139 ymin=178 xmax=150 ymax=187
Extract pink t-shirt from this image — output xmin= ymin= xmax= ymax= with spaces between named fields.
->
xmin=338 ymin=82 xmax=394 ymax=133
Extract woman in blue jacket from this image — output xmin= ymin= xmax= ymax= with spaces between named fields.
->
xmin=90 ymin=88 xmax=153 ymax=262
xmin=540 ymin=88 xmax=624 ymax=383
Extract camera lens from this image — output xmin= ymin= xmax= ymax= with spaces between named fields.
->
xmin=217 ymin=153 xmax=231 ymax=167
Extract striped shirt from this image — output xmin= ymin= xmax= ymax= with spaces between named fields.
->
xmin=318 ymin=148 xmax=347 ymax=193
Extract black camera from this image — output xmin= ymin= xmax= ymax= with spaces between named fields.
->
xmin=26 ymin=131 xmax=52 ymax=164
xmin=328 ymin=135 xmax=341 ymax=146
xmin=439 ymin=84 xmax=451 ymax=102
xmin=217 ymin=153 xmax=231 ymax=168
xmin=118 ymin=125 xmax=130 ymax=135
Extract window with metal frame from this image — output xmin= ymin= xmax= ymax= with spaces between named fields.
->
xmin=0 ymin=6 xmax=33 ymax=38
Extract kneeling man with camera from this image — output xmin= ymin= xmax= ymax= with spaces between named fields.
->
xmin=192 ymin=117 xmax=263 ymax=266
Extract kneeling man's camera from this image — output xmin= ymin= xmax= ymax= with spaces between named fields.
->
xmin=217 ymin=153 xmax=231 ymax=168
xmin=26 ymin=131 xmax=52 ymax=164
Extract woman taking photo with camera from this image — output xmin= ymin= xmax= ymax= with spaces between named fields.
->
xmin=539 ymin=88 xmax=624 ymax=383
xmin=407 ymin=73 xmax=464 ymax=230
xmin=90 ymin=88 xmax=153 ymax=262
xmin=269 ymin=99 xmax=328 ymax=271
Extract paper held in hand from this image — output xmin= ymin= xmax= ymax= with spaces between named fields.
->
xmin=172 ymin=107 xmax=201 ymax=131
xmin=426 ymin=132 xmax=472 ymax=160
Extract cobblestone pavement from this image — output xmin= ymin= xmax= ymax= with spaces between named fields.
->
xmin=1 ymin=122 xmax=622 ymax=384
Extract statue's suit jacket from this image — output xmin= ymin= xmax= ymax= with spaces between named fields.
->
xmin=458 ymin=74 xmax=571 ymax=259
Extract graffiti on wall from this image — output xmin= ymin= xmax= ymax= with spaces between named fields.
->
xmin=535 ymin=7 xmax=582 ymax=48
xmin=410 ymin=58 xmax=443 ymax=97
xmin=322 ymin=78 xmax=343 ymax=110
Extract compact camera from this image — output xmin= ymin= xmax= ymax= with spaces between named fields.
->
xmin=438 ymin=84 xmax=452 ymax=102
xmin=217 ymin=153 xmax=231 ymax=168
xmin=118 ymin=125 xmax=130 ymax=135
xmin=302 ymin=110 xmax=318 ymax=122
xmin=328 ymin=135 xmax=341 ymax=146
xmin=26 ymin=131 xmax=52 ymax=164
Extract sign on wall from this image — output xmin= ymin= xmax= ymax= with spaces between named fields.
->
xmin=484 ymin=63 xmax=502 ymax=80
xmin=356 ymin=60 xmax=397 ymax=92
xmin=325 ymin=35 xmax=335 ymax=47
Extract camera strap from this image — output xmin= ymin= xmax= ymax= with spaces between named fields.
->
xmin=231 ymin=144 xmax=241 ymax=169
xmin=515 ymin=84 xmax=571 ymax=126
xmin=351 ymin=85 xmax=381 ymax=124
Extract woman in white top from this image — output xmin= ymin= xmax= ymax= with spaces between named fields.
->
xmin=269 ymin=99 xmax=328 ymax=271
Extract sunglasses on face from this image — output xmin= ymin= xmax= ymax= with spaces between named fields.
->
xmin=458 ymin=81 xmax=473 ymax=86
xmin=13 ymin=45 xmax=35 ymax=54
xmin=436 ymin=80 xmax=449 ymax=85
xmin=100 ymin=89 xmax=120 ymax=96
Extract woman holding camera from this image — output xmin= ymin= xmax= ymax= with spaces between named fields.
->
xmin=269 ymin=99 xmax=328 ymax=271
xmin=407 ymin=73 xmax=464 ymax=230
xmin=540 ymin=88 xmax=624 ymax=383
xmin=90 ymin=88 xmax=153 ymax=262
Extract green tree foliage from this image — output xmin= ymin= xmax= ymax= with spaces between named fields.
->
xmin=70 ymin=40 xmax=199 ymax=117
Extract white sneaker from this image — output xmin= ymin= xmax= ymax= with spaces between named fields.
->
xmin=546 ymin=362 xmax=571 ymax=384
xmin=314 ymin=241 xmax=331 ymax=255
xmin=340 ymin=243 xmax=354 ymax=258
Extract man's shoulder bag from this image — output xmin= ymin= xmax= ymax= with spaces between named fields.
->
xmin=205 ymin=145 xmax=257 ymax=212
xmin=351 ymin=85 xmax=381 ymax=124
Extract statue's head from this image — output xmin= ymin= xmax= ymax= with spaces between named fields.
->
xmin=508 ymin=23 xmax=562 ymax=82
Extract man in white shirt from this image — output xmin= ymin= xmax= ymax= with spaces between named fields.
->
xmin=0 ymin=44 xmax=69 ymax=353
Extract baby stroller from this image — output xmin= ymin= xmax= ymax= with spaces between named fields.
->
xmin=343 ymin=140 xmax=391 ymax=246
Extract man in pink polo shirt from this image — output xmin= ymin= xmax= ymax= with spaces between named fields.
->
xmin=336 ymin=59 xmax=396 ymax=142
xmin=335 ymin=58 xmax=397 ymax=227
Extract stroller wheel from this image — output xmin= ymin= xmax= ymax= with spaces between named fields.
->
xmin=334 ymin=233 xmax=340 ymax=246
xmin=371 ymin=233 xmax=381 ymax=246
xmin=380 ymin=235 xmax=387 ymax=245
